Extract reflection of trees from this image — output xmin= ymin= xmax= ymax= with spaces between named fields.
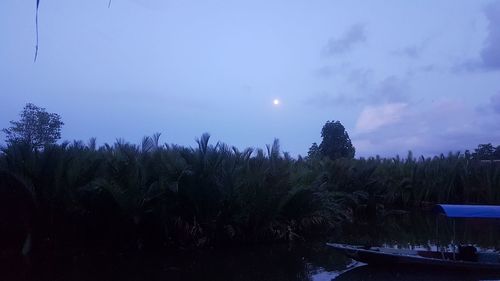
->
xmin=180 ymin=245 xmax=313 ymax=281
xmin=32 ymin=245 xmax=317 ymax=281
xmin=337 ymin=212 xmax=500 ymax=249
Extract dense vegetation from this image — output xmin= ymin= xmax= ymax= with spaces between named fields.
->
xmin=1 ymin=135 xmax=500 ymax=255
xmin=1 ymin=104 xmax=500 ymax=255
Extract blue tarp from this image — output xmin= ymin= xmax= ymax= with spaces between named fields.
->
xmin=434 ymin=204 xmax=500 ymax=218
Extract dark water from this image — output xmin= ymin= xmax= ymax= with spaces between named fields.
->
xmin=4 ymin=212 xmax=500 ymax=281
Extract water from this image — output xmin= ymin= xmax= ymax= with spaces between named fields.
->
xmin=4 ymin=212 xmax=500 ymax=281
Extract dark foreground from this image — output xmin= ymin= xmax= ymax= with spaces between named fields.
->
xmin=3 ymin=211 xmax=500 ymax=281
xmin=1 ymin=243 xmax=344 ymax=281
xmin=4 ymin=243 xmax=500 ymax=281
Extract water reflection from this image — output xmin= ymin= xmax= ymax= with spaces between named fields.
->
xmin=4 ymin=243 xmax=351 ymax=281
xmin=5 ymin=212 xmax=500 ymax=281
xmin=341 ymin=211 xmax=500 ymax=249
xmin=333 ymin=265 xmax=500 ymax=281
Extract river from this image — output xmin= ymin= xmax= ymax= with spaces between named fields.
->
xmin=5 ymin=211 xmax=500 ymax=281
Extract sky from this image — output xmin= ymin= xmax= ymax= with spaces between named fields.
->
xmin=1 ymin=0 xmax=500 ymax=157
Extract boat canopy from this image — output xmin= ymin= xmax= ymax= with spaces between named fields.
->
xmin=434 ymin=204 xmax=500 ymax=218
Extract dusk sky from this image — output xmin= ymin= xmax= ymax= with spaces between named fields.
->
xmin=1 ymin=0 xmax=500 ymax=157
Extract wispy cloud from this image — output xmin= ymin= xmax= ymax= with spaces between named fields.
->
xmin=455 ymin=1 xmax=500 ymax=72
xmin=480 ymin=2 xmax=500 ymax=70
xmin=352 ymin=98 xmax=500 ymax=157
xmin=355 ymin=103 xmax=408 ymax=133
xmin=490 ymin=92 xmax=500 ymax=114
xmin=314 ymin=65 xmax=336 ymax=78
xmin=313 ymin=64 xmax=371 ymax=83
xmin=305 ymin=74 xmax=410 ymax=108
xmin=373 ymin=76 xmax=410 ymax=103
xmin=322 ymin=24 xmax=366 ymax=56
xmin=304 ymin=91 xmax=363 ymax=108
xmin=392 ymin=45 xmax=422 ymax=59
xmin=347 ymin=68 xmax=373 ymax=89
xmin=391 ymin=37 xmax=433 ymax=59
xmin=419 ymin=64 xmax=438 ymax=72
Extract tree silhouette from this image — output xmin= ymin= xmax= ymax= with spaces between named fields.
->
xmin=307 ymin=142 xmax=320 ymax=159
xmin=473 ymin=143 xmax=496 ymax=160
xmin=318 ymin=120 xmax=355 ymax=160
xmin=2 ymin=103 xmax=64 ymax=150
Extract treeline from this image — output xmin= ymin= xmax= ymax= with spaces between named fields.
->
xmin=469 ymin=143 xmax=500 ymax=160
xmin=1 ymin=135 xmax=500 ymax=255
xmin=0 ymin=135 xmax=344 ymax=255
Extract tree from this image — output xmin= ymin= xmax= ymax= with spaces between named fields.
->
xmin=2 ymin=103 xmax=63 ymax=150
xmin=494 ymin=145 xmax=500 ymax=160
xmin=307 ymin=142 xmax=320 ymax=159
xmin=472 ymin=143 xmax=495 ymax=160
xmin=318 ymin=120 xmax=355 ymax=160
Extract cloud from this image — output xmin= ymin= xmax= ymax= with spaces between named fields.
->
xmin=305 ymin=74 xmax=410 ymax=108
xmin=391 ymin=37 xmax=433 ymax=59
xmin=313 ymin=63 xmax=372 ymax=85
xmin=475 ymin=91 xmax=500 ymax=114
xmin=480 ymin=2 xmax=500 ymax=70
xmin=352 ymin=98 xmax=500 ymax=157
xmin=303 ymin=91 xmax=362 ymax=108
xmin=455 ymin=2 xmax=500 ymax=72
xmin=419 ymin=64 xmax=438 ymax=72
xmin=490 ymin=92 xmax=500 ymax=114
xmin=392 ymin=45 xmax=422 ymax=59
xmin=373 ymin=76 xmax=410 ymax=103
xmin=322 ymin=24 xmax=366 ymax=56
xmin=355 ymin=103 xmax=408 ymax=133
xmin=347 ymin=68 xmax=373 ymax=89
xmin=314 ymin=65 xmax=336 ymax=78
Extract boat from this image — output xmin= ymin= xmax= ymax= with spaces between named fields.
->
xmin=327 ymin=204 xmax=500 ymax=272
xmin=327 ymin=243 xmax=500 ymax=271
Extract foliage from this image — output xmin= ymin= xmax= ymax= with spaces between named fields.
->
xmin=0 ymin=135 xmax=346 ymax=254
xmin=2 ymin=103 xmax=63 ymax=150
xmin=472 ymin=143 xmax=500 ymax=160
xmin=2 ymin=132 xmax=500 ymax=253
xmin=318 ymin=121 xmax=355 ymax=160
xmin=307 ymin=142 xmax=320 ymax=159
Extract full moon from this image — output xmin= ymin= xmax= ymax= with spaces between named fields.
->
xmin=273 ymin=99 xmax=280 ymax=106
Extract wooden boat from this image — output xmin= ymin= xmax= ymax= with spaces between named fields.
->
xmin=327 ymin=204 xmax=500 ymax=272
xmin=327 ymin=243 xmax=500 ymax=271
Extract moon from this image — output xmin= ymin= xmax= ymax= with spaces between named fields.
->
xmin=273 ymin=99 xmax=280 ymax=106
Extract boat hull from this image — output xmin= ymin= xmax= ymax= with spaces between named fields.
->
xmin=327 ymin=243 xmax=500 ymax=272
